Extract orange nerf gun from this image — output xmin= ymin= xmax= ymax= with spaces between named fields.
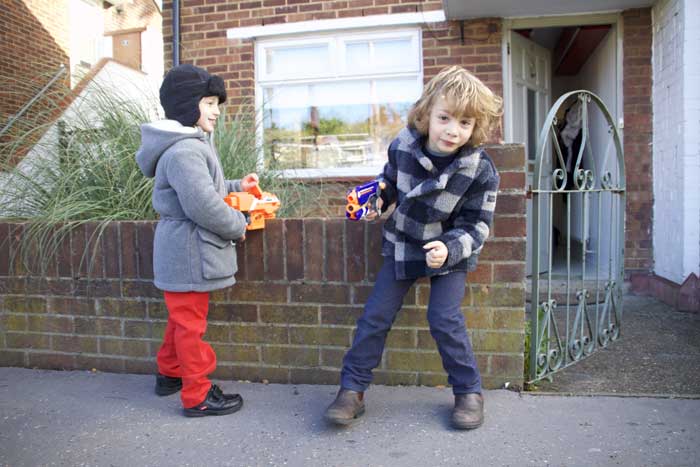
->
xmin=224 ymin=184 xmax=280 ymax=230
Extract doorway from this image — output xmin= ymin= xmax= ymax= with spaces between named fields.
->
xmin=503 ymin=14 xmax=623 ymax=281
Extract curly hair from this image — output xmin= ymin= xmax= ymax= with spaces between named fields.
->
xmin=407 ymin=66 xmax=503 ymax=146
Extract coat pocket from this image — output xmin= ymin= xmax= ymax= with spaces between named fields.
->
xmin=196 ymin=228 xmax=237 ymax=280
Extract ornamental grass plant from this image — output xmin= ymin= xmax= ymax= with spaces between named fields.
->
xmin=0 ymin=69 xmax=326 ymax=276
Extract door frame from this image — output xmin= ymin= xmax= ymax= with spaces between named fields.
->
xmin=501 ymin=13 xmax=625 ymax=144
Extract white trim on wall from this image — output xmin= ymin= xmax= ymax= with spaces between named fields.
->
xmin=227 ymin=10 xmax=445 ymax=40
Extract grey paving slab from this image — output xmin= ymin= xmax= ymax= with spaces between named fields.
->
xmin=1 ymin=367 xmax=699 ymax=467
xmin=534 ymin=295 xmax=700 ymax=396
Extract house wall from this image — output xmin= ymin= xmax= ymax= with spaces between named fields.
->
xmin=161 ymin=0 xmax=503 ymax=131
xmin=623 ymin=9 xmax=654 ymax=276
xmin=652 ymin=0 xmax=685 ymax=284
xmin=0 ymin=0 xmax=70 ymax=127
xmin=680 ymin=0 xmax=700 ymax=282
xmin=104 ymin=0 xmax=164 ymax=81
xmin=0 ymin=60 xmax=161 ymax=218
xmin=652 ymin=0 xmax=700 ymax=285
xmin=0 ymin=144 xmax=527 ymax=389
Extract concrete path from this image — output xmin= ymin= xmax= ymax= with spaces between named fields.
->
xmin=535 ymin=295 xmax=700 ymax=396
xmin=1 ymin=367 xmax=698 ymax=467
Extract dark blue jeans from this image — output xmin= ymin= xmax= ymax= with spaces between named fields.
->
xmin=340 ymin=258 xmax=481 ymax=395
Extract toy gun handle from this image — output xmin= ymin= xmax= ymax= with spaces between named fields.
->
xmin=345 ymin=181 xmax=386 ymax=221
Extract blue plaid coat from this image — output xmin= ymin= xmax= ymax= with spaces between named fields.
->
xmin=378 ymin=127 xmax=500 ymax=280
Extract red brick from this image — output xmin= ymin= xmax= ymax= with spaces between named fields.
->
xmin=120 ymin=222 xmax=138 ymax=279
xmin=487 ymin=145 xmax=527 ymax=171
xmin=102 ymin=223 xmax=121 ymax=278
xmin=230 ymin=282 xmax=288 ymax=302
xmin=291 ymin=283 xmax=350 ymax=304
xmin=264 ymin=219 xmax=285 ymax=280
xmin=493 ymin=216 xmax=527 ymax=238
xmin=494 ymin=263 xmax=526 ymax=283
xmin=245 ymin=229 xmax=265 ymax=280
xmin=495 ymin=194 xmax=526 ymax=215
xmin=304 ymin=219 xmax=324 ymax=280
xmin=467 ymin=262 xmax=493 ymax=284
xmin=283 ymin=219 xmax=303 ymax=280
xmin=480 ymin=239 xmax=526 ymax=262
xmin=0 ymin=224 xmax=11 ymax=276
xmin=70 ymin=224 xmax=88 ymax=278
xmin=325 ymin=219 xmax=345 ymax=281
xmin=346 ymin=221 xmax=365 ymax=282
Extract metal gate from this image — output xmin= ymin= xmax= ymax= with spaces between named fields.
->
xmin=528 ymin=90 xmax=625 ymax=383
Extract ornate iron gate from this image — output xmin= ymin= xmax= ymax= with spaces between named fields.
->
xmin=528 ymin=90 xmax=625 ymax=383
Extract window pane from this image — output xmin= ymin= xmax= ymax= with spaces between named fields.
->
xmin=263 ymin=78 xmax=419 ymax=170
xmin=373 ymin=38 xmax=415 ymax=71
xmin=266 ymin=44 xmax=330 ymax=75
xmin=345 ymin=42 xmax=369 ymax=71
xmin=527 ymin=88 xmax=537 ymax=161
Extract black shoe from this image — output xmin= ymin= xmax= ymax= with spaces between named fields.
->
xmin=183 ymin=384 xmax=243 ymax=417
xmin=155 ymin=374 xmax=182 ymax=396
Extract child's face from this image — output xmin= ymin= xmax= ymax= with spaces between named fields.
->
xmin=196 ymin=96 xmax=221 ymax=133
xmin=427 ymin=95 xmax=475 ymax=155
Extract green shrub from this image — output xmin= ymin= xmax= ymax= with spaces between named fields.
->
xmin=0 ymin=70 xmax=327 ymax=275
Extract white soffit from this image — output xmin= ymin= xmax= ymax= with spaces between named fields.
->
xmin=443 ymin=0 xmax=654 ymax=19
xmin=227 ymin=10 xmax=446 ymax=39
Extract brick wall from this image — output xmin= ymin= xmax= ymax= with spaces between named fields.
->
xmin=161 ymin=0 xmax=503 ymax=138
xmin=0 ymin=0 xmax=70 ymax=126
xmin=0 ymin=145 xmax=527 ymax=389
xmin=623 ymin=8 xmax=654 ymax=275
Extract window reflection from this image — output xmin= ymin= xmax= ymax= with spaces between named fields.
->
xmin=263 ymin=79 xmax=417 ymax=169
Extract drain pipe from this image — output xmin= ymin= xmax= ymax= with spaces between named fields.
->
xmin=172 ymin=0 xmax=180 ymax=67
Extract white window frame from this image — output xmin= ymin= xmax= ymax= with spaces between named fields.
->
xmin=254 ymin=27 xmax=423 ymax=178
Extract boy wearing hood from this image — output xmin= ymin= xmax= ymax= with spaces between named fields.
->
xmin=136 ymin=64 xmax=257 ymax=417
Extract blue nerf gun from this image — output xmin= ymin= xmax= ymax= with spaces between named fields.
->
xmin=345 ymin=180 xmax=386 ymax=221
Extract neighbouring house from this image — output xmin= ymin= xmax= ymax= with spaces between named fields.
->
xmin=160 ymin=0 xmax=699 ymax=311
xmin=0 ymin=0 xmax=163 ymax=132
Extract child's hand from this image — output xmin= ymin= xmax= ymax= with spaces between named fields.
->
xmin=241 ymin=173 xmax=259 ymax=192
xmin=365 ymin=198 xmax=383 ymax=220
xmin=423 ymin=241 xmax=447 ymax=269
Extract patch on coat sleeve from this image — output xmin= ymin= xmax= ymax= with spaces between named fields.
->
xmin=483 ymin=190 xmax=497 ymax=212
xmin=458 ymin=233 xmax=474 ymax=259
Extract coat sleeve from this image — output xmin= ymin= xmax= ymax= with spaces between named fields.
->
xmin=378 ymin=138 xmax=399 ymax=212
xmin=438 ymin=156 xmax=500 ymax=268
xmin=166 ymin=148 xmax=248 ymax=241
xmin=226 ymin=179 xmax=242 ymax=193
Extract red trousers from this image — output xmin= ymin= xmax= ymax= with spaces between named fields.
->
xmin=157 ymin=291 xmax=216 ymax=408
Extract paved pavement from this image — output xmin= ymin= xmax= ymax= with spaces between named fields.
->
xmin=534 ymin=295 xmax=700 ymax=396
xmin=2 ymin=294 xmax=699 ymax=467
xmin=1 ymin=366 xmax=699 ymax=467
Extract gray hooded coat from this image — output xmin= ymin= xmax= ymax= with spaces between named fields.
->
xmin=136 ymin=120 xmax=248 ymax=292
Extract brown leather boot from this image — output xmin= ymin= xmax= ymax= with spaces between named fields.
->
xmin=324 ymin=389 xmax=365 ymax=425
xmin=451 ymin=393 xmax=484 ymax=430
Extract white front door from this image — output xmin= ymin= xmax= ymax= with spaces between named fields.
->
xmin=507 ymin=30 xmax=552 ymax=276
